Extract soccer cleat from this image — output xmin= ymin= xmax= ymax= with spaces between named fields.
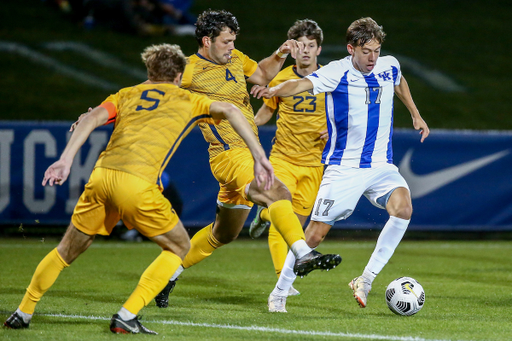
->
xmin=349 ymin=276 xmax=372 ymax=308
xmin=109 ymin=314 xmax=157 ymax=335
xmin=3 ymin=311 xmax=30 ymax=329
xmin=249 ymin=206 xmax=270 ymax=239
xmin=268 ymin=293 xmax=287 ymax=312
xmin=155 ymin=278 xmax=178 ymax=308
xmin=293 ymin=250 xmax=342 ymax=277
xmin=287 ymin=285 xmax=300 ymax=297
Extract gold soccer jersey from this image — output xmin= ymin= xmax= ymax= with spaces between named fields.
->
xmin=95 ymin=83 xmax=215 ymax=187
xmin=181 ymin=49 xmax=259 ymax=159
xmin=264 ymin=65 xmax=327 ymax=166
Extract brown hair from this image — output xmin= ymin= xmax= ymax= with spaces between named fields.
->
xmin=287 ymin=19 xmax=323 ymax=46
xmin=346 ymin=17 xmax=386 ymax=47
xmin=141 ymin=44 xmax=187 ymax=82
xmin=195 ymin=9 xmax=240 ymax=47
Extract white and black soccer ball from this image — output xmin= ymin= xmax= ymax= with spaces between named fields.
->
xmin=385 ymin=277 xmax=425 ymax=316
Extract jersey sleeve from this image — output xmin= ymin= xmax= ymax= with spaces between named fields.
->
xmin=100 ymin=93 xmax=119 ymax=125
xmin=306 ymin=61 xmax=344 ymax=95
xmin=180 ymin=62 xmax=193 ymax=89
xmin=389 ymin=56 xmax=402 ymax=86
xmin=234 ymin=49 xmax=258 ymax=78
xmin=190 ymin=92 xmax=219 ymax=125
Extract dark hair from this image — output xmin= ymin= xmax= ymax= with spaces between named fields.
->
xmin=195 ymin=9 xmax=240 ymax=47
xmin=141 ymin=44 xmax=187 ymax=82
xmin=346 ymin=17 xmax=386 ymax=47
xmin=287 ymin=19 xmax=323 ymax=46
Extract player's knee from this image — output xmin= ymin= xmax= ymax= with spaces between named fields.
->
xmin=393 ymin=204 xmax=412 ymax=220
xmin=269 ymin=181 xmax=291 ymax=202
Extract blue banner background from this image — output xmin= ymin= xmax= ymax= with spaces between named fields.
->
xmin=1 ymin=122 xmax=511 ymax=231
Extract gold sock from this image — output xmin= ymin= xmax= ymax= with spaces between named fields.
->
xmin=268 ymin=200 xmax=305 ymax=247
xmin=19 ymin=248 xmax=69 ymax=315
xmin=123 ymin=250 xmax=182 ymax=314
xmin=183 ymin=223 xmax=223 ymax=268
xmin=260 ymin=207 xmax=271 ymax=222
xmin=268 ymin=225 xmax=288 ymax=277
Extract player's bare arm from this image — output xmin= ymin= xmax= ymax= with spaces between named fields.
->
xmin=251 ymin=78 xmax=314 ymax=99
xmin=254 ymin=103 xmax=275 ymax=126
xmin=394 ymin=75 xmax=430 ymax=142
xmin=43 ymin=107 xmax=109 ymax=187
xmin=246 ymin=39 xmax=304 ymax=86
xmin=209 ymin=102 xmax=274 ymax=190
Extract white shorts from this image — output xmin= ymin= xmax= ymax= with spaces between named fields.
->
xmin=311 ymin=163 xmax=409 ymax=225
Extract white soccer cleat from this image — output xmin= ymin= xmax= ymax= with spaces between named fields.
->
xmin=268 ymin=293 xmax=287 ymax=312
xmin=287 ymin=285 xmax=300 ymax=297
xmin=348 ymin=276 xmax=372 ymax=308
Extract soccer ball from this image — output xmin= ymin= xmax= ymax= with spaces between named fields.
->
xmin=385 ymin=277 xmax=425 ymax=316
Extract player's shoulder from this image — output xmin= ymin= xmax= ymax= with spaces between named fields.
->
xmin=377 ymin=55 xmax=400 ymax=68
xmin=270 ymin=65 xmax=298 ymax=85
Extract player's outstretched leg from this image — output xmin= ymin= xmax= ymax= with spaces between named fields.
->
xmin=293 ymin=250 xmax=342 ymax=278
xmin=110 ymin=314 xmax=157 ymax=335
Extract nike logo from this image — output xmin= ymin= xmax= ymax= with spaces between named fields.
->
xmin=399 ymin=148 xmax=509 ymax=199
xmin=116 ymin=318 xmax=139 ymax=333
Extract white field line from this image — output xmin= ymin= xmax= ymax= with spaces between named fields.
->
xmin=38 ymin=312 xmax=462 ymax=341
xmin=43 ymin=41 xmax=147 ymax=80
xmin=0 ymin=41 xmax=118 ymax=90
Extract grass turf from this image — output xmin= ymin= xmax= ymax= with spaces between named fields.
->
xmin=1 ymin=238 xmax=512 ymax=340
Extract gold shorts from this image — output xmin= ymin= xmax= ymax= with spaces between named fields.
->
xmin=270 ymin=155 xmax=324 ymax=216
xmin=72 ymin=167 xmax=179 ymax=237
xmin=209 ymin=148 xmax=254 ymax=209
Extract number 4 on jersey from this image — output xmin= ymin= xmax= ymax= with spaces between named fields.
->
xmin=225 ymin=69 xmax=237 ymax=83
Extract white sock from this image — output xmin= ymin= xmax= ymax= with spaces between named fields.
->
xmin=170 ymin=265 xmax=184 ymax=281
xmin=365 ymin=216 xmax=409 ymax=279
xmin=117 ymin=307 xmax=136 ymax=321
xmin=271 ymin=250 xmax=297 ymax=296
xmin=15 ymin=308 xmax=32 ymax=324
xmin=290 ymin=239 xmax=311 ymax=259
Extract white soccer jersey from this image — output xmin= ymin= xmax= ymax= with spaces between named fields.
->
xmin=306 ymin=55 xmax=401 ymax=168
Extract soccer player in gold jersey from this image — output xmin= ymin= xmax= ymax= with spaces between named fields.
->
xmin=155 ymin=10 xmax=341 ymax=308
xmin=249 ymin=19 xmax=327 ymax=307
xmin=3 ymin=44 xmax=273 ymax=334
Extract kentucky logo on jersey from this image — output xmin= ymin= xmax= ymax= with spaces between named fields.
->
xmin=377 ymin=71 xmax=392 ymax=81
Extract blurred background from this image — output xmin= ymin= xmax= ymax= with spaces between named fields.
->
xmin=1 ymin=0 xmax=511 ymax=238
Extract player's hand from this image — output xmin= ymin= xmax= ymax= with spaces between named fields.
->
xmin=412 ymin=116 xmax=430 ymax=143
xmin=42 ymin=160 xmax=71 ymax=186
xmin=70 ymin=107 xmax=93 ymax=132
xmin=278 ymin=39 xmax=304 ymax=59
xmin=250 ymin=85 xmax=272 ymax=99
xmin=253 ymin=155 xmax=274 ymax=191
xmin=319 ymin=129 xmax=329 ymax=141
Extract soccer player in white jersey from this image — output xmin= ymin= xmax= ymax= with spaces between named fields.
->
xmin=251 ymin=17 xmax=429 ymax=312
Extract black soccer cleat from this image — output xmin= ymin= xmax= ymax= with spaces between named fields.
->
xmin=4 ymin=311 xmax=30 ymax=329
xmin=293 ymin=250 xmax=342 ymax=277
xmin=155 ymin=278 xmax=178 ymax=308
xmin=109 ymin=314 xmax=157 ymax=335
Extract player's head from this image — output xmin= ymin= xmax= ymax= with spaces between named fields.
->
xmin=195 ymin=9 xmax=240 ymax=64
xmin=141 ymin=44 xmax=187 ymax=84
xmin=346 ymin=17 xmax=386 ymax=73
xmin=287 ymin=19 xmax=323 ymax=68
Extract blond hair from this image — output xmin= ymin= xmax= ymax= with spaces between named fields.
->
xmin=141 ymin=44 xmax=187 ymax=82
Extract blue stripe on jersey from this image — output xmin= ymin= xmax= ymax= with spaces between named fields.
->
xmin=209 ymin=125 xmax=230 ymax=151
xmin=323 ymin=71 xmax=350 ymax=165
xmin=360 ymin=74 xmax=381 ymax=168
xmin=157 ymin=114 xmax=212 ymax=187
xmin=387 ymin=66 xmax=399 ymax=163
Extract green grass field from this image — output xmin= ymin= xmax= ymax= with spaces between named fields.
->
xmin=1 ymin=238 xmax=512 ymax=340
